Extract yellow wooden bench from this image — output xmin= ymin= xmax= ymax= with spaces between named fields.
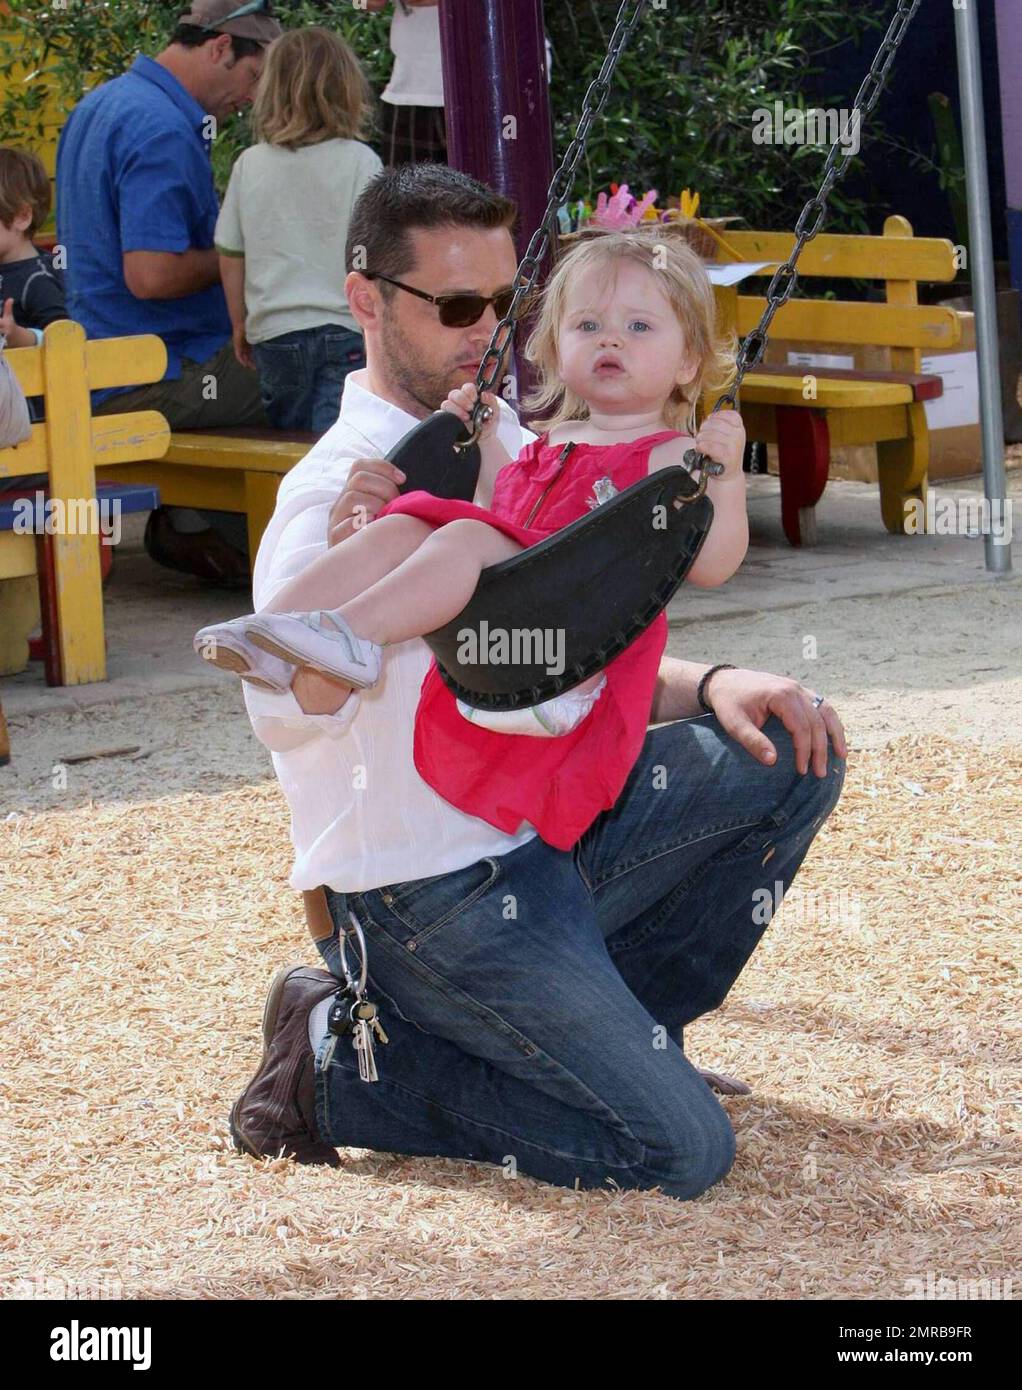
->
xmin=0 ymin=321 xmax=169 ymax=685
xmin=720 ymin=215 xmax=962 ymax=544
xmin=96 ymin=426 xmax=316 ymax=569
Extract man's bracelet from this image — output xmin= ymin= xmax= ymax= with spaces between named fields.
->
xmin=696 ymin=663 xmax=736 ymax=714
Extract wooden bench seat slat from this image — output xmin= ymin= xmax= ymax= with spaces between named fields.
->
xmin=739 ymin=373 xmax=917 ymax=409
xmin=743 ymin=364 xmax=944 ymax=404
xmin=165 ymin=432 xmax=311 ymax=471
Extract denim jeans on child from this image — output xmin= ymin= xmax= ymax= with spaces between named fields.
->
xmin=252 ymin=324 xmax=365 ymax=434
xmin=313 ymin=713 xmax=846 ymax=1201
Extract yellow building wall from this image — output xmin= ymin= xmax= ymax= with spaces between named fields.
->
xmin=1 ymin=4 xmax=76 ymax=230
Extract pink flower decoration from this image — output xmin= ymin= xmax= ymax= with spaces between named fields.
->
xmin=591 ymin=183 xmax=660 ymax=230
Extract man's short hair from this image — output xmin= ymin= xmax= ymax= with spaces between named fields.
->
xmin=345 ymin=163 xmax=518 ymax=288
xmin=169 ymin=22 xmax=263 ymax=62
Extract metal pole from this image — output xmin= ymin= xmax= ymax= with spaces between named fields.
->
xmin=954 ymin=0 xmax=1012 ymax=574
xmin=437 ymin=0 xmax=554 ymax=405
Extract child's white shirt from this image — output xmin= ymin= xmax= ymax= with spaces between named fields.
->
xmin=215 ymin=138 xmax=383 ymax=344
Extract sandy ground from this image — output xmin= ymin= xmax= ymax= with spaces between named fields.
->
xmin=1 ymin=564 xmax=1019 ymax=1300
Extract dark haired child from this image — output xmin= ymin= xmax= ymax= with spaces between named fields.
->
xmin=0 ymin=147 xmax=66 ymax=356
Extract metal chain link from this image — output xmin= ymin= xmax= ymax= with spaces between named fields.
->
xmin=460 ymin=0 xmax=920 ymax=481
xmin=457 ymin=0 xmax=649 ymax=448
xmin=682 ymin=0 xmax=922 ymax=486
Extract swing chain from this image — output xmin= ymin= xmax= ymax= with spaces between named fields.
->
xmin=678 ymin=0 xmax=922 ymax=496
xmin=455 ymin=0 xmax=650 ymax=451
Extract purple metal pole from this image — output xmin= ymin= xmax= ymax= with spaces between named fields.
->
xmin=994 ymin=0 xmax=1022 ymax=295
xmin=438 ymin=0 xmax=555 ymax=407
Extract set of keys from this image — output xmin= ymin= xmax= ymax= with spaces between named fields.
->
xmin=317 ymin=908 xmax=389 ymax=1083
xmin=325 ymin=985 xmax=389 ymax=1082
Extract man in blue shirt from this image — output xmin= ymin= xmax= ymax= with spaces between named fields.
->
xmin=57 ymin=1 xmax=283 ymax=584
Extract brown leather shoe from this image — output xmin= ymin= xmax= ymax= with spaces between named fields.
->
xmin=144 ymin=507 xmax=251 ymax=589
xmin=698 ymin=1068 xmax=752 ymax=1097
xmin=230 ymin=964 xmax=343 ymax=1166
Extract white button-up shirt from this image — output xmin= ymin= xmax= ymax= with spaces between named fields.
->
xmin=244 ymin=370 xmax=539 ymax=893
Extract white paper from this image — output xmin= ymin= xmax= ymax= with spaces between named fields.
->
xmin=786 ymin=350 xmax=855 ymax=371
xmin=920 ymin=350 xmax=980 ymax=431
xmin=705 ymin=261 xmax=775 ymax=287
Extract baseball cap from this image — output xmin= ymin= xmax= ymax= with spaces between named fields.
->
xmin=177 ymin=1 xmax=283 ymax=46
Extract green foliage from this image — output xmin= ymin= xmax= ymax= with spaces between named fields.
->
xmin=544 ymin=0 xmax=888 ymax=231
xmin=0 ymin=0 xmax=899 ymax=231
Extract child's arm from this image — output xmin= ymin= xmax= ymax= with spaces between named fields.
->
xmin=648 ymin=410 xmax=748 ymax=586
xmin=0 ymin=299 xmax=36 ymax=349
xmin=439 ymin=382 xmax=513 ymax=508
xmin=218 ymin=252 xmax=253 ymax=370
xmin=20 ymin=260 xmax=68 ymax=338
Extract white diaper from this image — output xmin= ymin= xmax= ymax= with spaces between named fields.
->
xmin=456 ymin=674 xmax=607 ymax=737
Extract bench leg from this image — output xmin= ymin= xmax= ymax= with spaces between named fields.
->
xmin=775 ymin=407 xmax=830 ymax=547
xmin=244 ymin=472 xmax=282 ymax=575
xmin=0 ymin=693 xmax=9 ymax=766
xmin=877 ymin=402 xmax=928 ymax=535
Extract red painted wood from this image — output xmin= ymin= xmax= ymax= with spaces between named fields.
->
xmin=775 ymin=407 xmax=831 ymax=547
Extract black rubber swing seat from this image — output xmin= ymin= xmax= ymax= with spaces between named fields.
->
xmin=422 ymin=465 xmax=714 ymax=711
xmin=385 ymin=409 xmax=715 ymax=711
xmin=389 ymin=409 xmax=480 ymax=502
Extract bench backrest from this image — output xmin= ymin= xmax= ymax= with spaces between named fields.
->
xmin=724 ymin=215 xmax=962 ymax=369
xmin=0 ymin=320 xmax=169 ymax=683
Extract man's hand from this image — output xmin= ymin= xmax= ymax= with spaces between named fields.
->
xmin=328 ymin=457 xmax=407 ymax=546
xmin=704 ymin=666 xmax=847 ymax=777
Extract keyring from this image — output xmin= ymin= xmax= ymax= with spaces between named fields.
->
xmin=340 ymin=910 xmax=369 ymax=997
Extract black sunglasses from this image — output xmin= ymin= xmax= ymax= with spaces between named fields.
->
xmin=364 ymin=273 xmax=515 ymax=328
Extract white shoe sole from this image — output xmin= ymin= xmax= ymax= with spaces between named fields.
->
xmin=194 ymin=627 xmax=290 ymax=692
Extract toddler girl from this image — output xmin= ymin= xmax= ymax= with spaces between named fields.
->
xmin=196 ymin=231 xmax=748 ymax=849
xmin=215 ymin=27 xmax=383 ymax=433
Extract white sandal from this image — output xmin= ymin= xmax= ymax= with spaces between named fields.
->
xmin=193 ymin=617 xmax=297 ymax=692
xmin=243 ymin=609 xmax=382 ymax=689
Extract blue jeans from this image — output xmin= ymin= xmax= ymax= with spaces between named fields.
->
xmin=252 ymin=325 xmax=365 ymax=434
xmin=314 ymin=714 xmax=846 ymax=1200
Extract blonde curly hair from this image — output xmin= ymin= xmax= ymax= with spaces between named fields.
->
xmin=521 ymin=228 xmax=736 ymax=436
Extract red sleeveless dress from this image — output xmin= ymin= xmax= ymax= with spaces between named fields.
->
xmin=376 ymin=430 xmax=680 ymax=850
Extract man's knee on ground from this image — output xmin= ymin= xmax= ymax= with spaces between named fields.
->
xmin=642 ymin=1097 xmax=737 ymax=1200
xmin=762 ymin=715 xmax=846 ymax=813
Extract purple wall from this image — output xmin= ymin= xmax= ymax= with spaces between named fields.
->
xmin=995 ymin=0 xmax=1022 ymax=291
xmin=437 ymin=0 xmax=554 ymax=401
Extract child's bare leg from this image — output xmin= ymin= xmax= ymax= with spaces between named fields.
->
xmin=262 ymin=514 xmax=434 ymax=615
xmin=338 ymin=519 xmax=523 ymax=645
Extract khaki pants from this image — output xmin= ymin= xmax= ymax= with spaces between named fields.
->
xmin=94 ymin=339 xmax=268 ymax=430
xmin=95 ymin=340 xmax=269 ymax=558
